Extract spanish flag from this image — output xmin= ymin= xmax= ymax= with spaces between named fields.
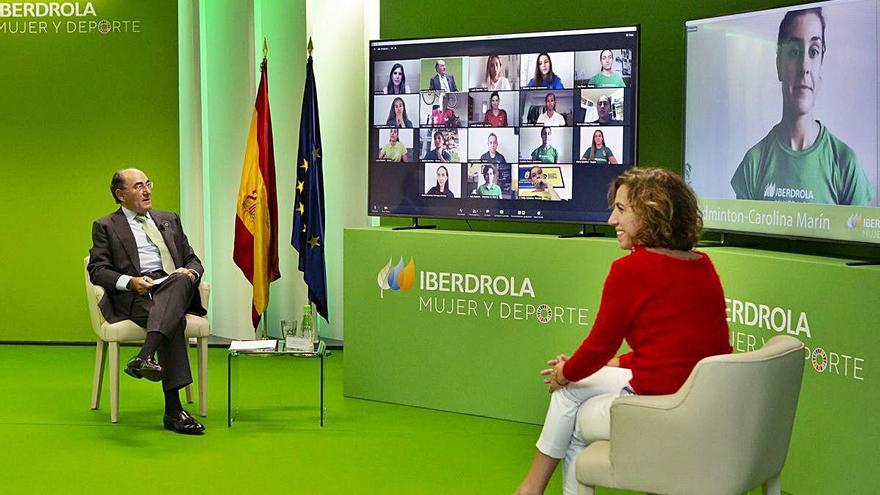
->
xmin=233 ymin=57 xmax=280 ymax=328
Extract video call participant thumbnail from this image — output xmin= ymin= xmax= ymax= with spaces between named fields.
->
xmin=526 ymin=53 xmax=565 ymax=89
xmin=425 ymin=164 xmax=456 ymax=198
xmin=518 ymin=165 xmax=560 ymax=200
xmin=531 ymin=127 xmax=559 ymax=163
xmin=484 ymin=91 xmax=509 ymax=127
xmin=423 ymin=131 xmax=452 ymax=162
xmin=590 ymin=95 xmax=622 ymax=125
xmin=537 ymin=93 xmax=566 ymax=126
xmin=386 ymin=97 xmax=414 ymax=128
xmin=484 ymin=54 xmax=512 ymax=91
xmin=581 ymin=129 xmax=618 ymax=164
xmin=429 ymin=59 xmax=458 ymax=91
xmin=384 ymin=63 xmax=411 ymax=94
xmin=731 ymin=7 xmax=873 ymax=205
xmin=588 ymin=49 xmax=626 ymax=88
xmin=480 ymin=133 xmax=507 ymax=164
xmin=474 ymin=163 xmax=503 ymax=198
xmin=374 ymin=94 xmax=419 ymax=127
xmin=377 ymin=128 xmax=411 ymax=162
xmin=577 ymin=89 xmax=625 ymax=123
xmin=521 ymin=90 xmax=572 ymax=126
xmin=423 ymin=92 xmax=465 ymax=128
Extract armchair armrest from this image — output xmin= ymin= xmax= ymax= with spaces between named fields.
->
xmin=198 ymin=281 xmax=210 ymax=311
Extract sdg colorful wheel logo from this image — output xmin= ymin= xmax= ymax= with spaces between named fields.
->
xmin=378 ymin=257 xmax=416 ymax=298
xmin=811 ymin=347 xmax=828 ymax=372
xmin=536 ymin=304 xmax=553 ymax=323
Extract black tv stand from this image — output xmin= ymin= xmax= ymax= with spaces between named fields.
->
xmin=560 ymin=224 xmax=604 ymax=239
xmin=699 ymin=232 xmax=756 ymax=248
xmin=392 ymin=217 xmax=437 ymax=231
xmin=847 ymin=260 xmax=880 ymax=266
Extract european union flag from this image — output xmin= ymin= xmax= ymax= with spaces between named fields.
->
xmin=292 ymin=55 xmax=328 ymax=321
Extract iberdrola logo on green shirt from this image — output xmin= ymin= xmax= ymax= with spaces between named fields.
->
xmin=763 ymin=181 xmax=815 ymax=201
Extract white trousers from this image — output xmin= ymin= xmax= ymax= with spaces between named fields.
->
xmin=535 ymin=366 xmax=633 ymax=495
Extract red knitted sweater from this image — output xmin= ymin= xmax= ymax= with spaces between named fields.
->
xmin=562 ymin=246 xmax=732 ymax=395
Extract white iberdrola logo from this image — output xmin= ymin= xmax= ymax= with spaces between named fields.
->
xmin=847 ymin=213 xmax=862 ymax=230
xmin=0 ymin=2 xmax=97 ymax=18
xmin=762 ymin=182 xmax=815 ymax=201
xmin=377 ymin=257 xmax=415 ymax=298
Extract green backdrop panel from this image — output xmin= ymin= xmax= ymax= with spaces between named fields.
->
xmin=344 ymin=227 xmax=880 ymax=493
xmin=344 ymin=228 xmax=621 ymax=423
xmin=0 ymin=1 xmax=179 ymax=341
xmin=707 ymin=246 xmax=879 ymax=494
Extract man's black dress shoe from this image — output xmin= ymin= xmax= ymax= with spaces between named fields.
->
xmin=163 ymin=410 xmax=205 ymax=435
xmin=124 ymin=356 xmax=163 ymax=382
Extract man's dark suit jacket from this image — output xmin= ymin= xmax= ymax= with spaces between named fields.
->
xmin=429 ymin=73 xmax=458 ymax=92
xmin=87 ymin=208 xmax=206 ymax=323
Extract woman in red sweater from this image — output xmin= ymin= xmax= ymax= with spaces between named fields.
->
xmin=515 ymin=168 xmax=732 ymax=495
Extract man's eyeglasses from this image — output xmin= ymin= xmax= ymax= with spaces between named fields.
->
xmin=124 ymin=180 xmax=154 ymax=192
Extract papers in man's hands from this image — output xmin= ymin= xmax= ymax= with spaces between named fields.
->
xmin=229 ymin=340 xmax=278 ymax=352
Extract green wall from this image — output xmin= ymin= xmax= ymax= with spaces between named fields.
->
xmin=0 ymin=1 xmax=180 ymax=341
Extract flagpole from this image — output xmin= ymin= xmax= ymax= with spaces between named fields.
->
xmin=307 ymin=37 xmax=315 ymax=341
xmin=233 ymin=36 xmax=281 ymax=337
xmin=293 ymin=32 xmax=328 ymax=341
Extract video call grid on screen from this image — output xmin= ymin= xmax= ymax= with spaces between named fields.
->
xmin=683 ymin=0 xmax=880 ymax=244
xmin=369 ymin=26 xmax=639 ymax=223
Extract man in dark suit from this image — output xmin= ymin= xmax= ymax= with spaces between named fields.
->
xmin=88 ymin=168 xmax=206 ymax=434
xmin=428 ymin=59 xmax=458 ymax=91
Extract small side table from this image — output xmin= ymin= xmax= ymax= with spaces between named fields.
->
xmin=227 ymin=340 xmax=328 ymax=427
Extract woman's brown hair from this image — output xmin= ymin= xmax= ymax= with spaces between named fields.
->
xmin=608 ymin=167 xmax=703 ymax=250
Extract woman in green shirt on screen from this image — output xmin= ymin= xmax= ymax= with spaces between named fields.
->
xmin=581 ymin=129 xmax=618 ymax=165
xmin=588 ymin=49 xmax=626 ymax=88
xmin=531 ymin=127 xmax=560 ymax=164
xmin=731 ymin=7 xmax=873 ymax=205
xmin=476 ymin=163 xmax=502 ymax=198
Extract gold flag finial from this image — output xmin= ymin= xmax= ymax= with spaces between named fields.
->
xmin=263 ymin=37 xmax=268 ymax=58
xmin=307 ymin=37 xmax=313 ymax=57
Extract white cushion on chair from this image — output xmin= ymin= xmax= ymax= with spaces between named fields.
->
xmin=87 ymin=267 xmax=211 ymax=342
xmin=97 ymin=314 xmax=210 ymax=342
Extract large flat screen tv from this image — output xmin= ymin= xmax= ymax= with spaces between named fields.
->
xmin=685 ymin=0 xmax=880 ymax=245
xmin=369 ymin=27 xmax=639 ymax=223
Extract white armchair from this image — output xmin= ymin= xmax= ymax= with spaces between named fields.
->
xmin=576 ymin=335 xmax=805 ymax=495
xmin=84 ymin=257 xmax=210 ymax=423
